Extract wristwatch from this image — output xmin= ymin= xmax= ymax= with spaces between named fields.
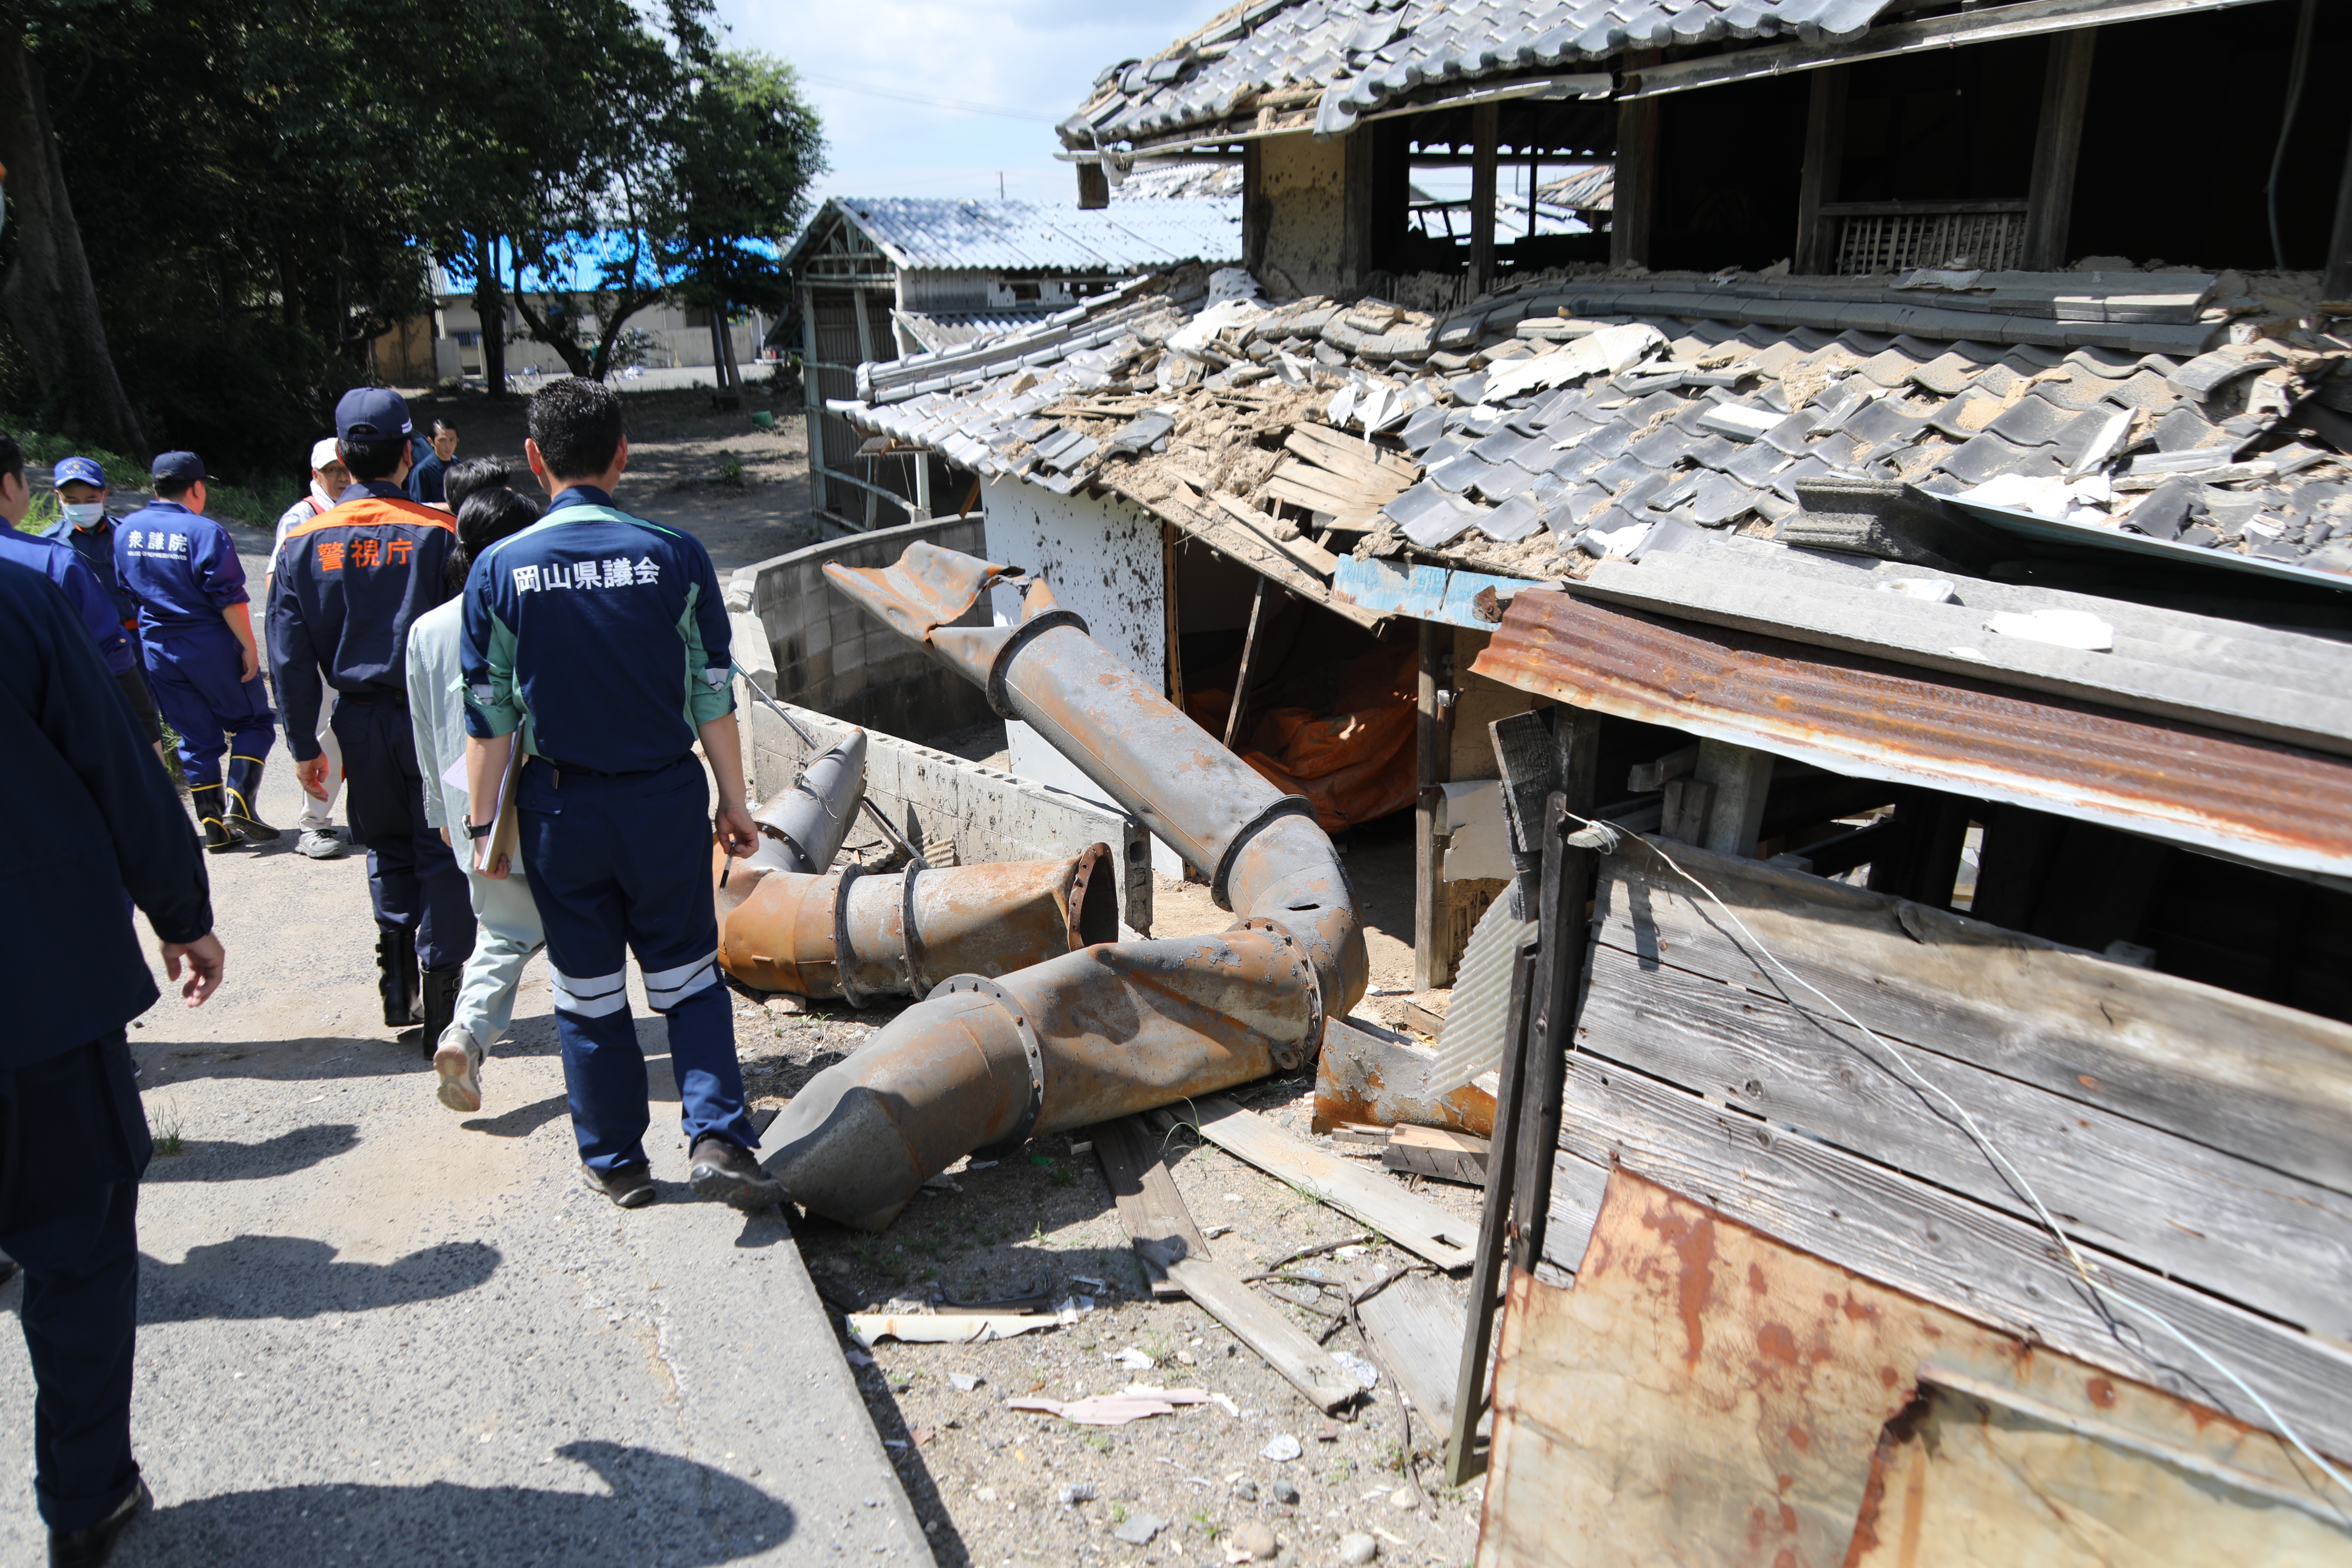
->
xmin=465 ymin=820 xmax=495 ymax=839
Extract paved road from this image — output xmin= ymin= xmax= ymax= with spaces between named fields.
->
xmin=0 ymin=761 xmax=933 ymax=1566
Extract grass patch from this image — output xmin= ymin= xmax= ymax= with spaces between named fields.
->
xmin=151 ymin=1098 xmax=186 ymax=1155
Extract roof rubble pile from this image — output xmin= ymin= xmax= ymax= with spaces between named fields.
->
xmin=839 ymin=260 xmax=2352 ymax=583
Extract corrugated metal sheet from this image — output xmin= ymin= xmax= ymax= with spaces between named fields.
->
xmin=1471 ymin=586 xmax=2352 ymax=881
xmin=831 ymin=197 xmax=1240 ymax=274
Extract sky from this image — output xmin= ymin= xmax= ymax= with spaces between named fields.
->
xmin=711 ymin=0 xmax=1233 ymax=206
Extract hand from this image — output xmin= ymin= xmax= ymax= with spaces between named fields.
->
xmin=714 ymin=798 xmax=758 ymax=859
xmin=297 ymin=756 xmax=329 ymax=799
xmin=481 ymin=850 xmax=511 ymax=881
xmin=438 ymin=826 xmax=450 ymax=846
xmin=239 ymin=644 xmax=259 ymax=682
xmin=161 ymin=933 xmax=225 ymax=1006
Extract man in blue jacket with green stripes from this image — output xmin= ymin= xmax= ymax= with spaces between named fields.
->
xmin=458 ymin=377 xmax=778 ymax=1212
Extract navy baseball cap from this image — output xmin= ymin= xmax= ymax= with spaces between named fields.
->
xmin=151 ymin=451 xmax=210 ymax=484
xmin=53 ymin=456 xmax=105 ymax=488
xmin=335 ymin=387 xmax=414 ymax=443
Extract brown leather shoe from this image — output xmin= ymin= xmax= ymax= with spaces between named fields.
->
xmin=688 ymin=1136 xmax=787 ymax=1211
xmin=581 ymin=1162 xmax=657 ymax=1209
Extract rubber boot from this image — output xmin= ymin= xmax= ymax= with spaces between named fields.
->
xmin=418 ymin=965 xmax=463 ymax=1062
xmin=222 ymin=753 xmax=279 ymax=842
xmin=191 ymin=782 xmax=235 ymax=854
xmin=377 ymin=927 xmax=422 ymax=1028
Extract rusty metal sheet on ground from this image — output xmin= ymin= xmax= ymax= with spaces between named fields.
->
xmin=1475 ymin=1170 xmax=2350 ymax=1567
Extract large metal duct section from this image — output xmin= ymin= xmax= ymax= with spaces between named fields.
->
xmin=714 ymin=846 xmax=1120 ymax=1004
xmin=761 ymin=542 xmax=1367 ymax=1231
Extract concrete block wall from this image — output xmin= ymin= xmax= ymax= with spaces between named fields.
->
xmin=728 ymin=514 xmax=997 ymax=744
xmin=739 ymin=692 xmax=1156 ymax=937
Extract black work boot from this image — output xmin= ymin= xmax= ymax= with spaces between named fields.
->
xmin=190 ymin=783 xmax=235 ymax=854
xmin=376 ymin=928 xmax=422 ymax=1028
xmin=50 ymin=1477 xmax=149 ymax=1567
xmin=689 ymin=1135 xmax=788 ymax=1211
xmin=418 ymin=965 xmax=463 ymax=1062
xmin=221 ymin=754 xmax=279 ymax=843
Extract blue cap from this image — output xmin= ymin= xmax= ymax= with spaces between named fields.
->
xmin=151 ymin=451 xmax=210 ymax=484
xmin=53 ymin=456 xmax=106 ymax=488
xmin=335 ymin=387 xmax=414 ymax=443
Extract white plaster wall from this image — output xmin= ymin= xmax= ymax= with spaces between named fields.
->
xmin=981 ymin=476 xmax=1186 ymax=878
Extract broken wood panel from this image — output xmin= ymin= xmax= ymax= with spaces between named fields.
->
xmin=1476 ymin=1169 xmax=2348 ymax=1568
xmin=1356 ymin=1272 xmax=1466 ymax=1425
xmin=1091 ymin=1113 xmax=1212 ymax=1300
xmin=1145 ymin=492 xmax=1378 ymax=628
xmin=1384 ymin=1124 xmax=1489 ymax=1187
xmin=1139 ymin=1239 xmax=1359 ymax=1413
xmin=1209 ymin=491 xmax=1339 ymax=576
xmin=1551 ymin=1060 xmax=2352 ymax=1467
xmin=1537 ymin=1148 xmax=1610 ymax=1280
xmin=1576 ymin=940 xmax=2352 ymax=1339
xmin=1283 ymin=422 xmax=1419 ymax=485
xmin=1591 ymin=840 xmax=2352 ymax=1195
xmin=1271 ymin=451 xmax=1410 ymax=505
xmin=1171 ymin=1096 xmax=1476 ymax=1270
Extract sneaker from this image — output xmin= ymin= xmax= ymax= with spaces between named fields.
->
xmin=688 ymin=1135 xmax=788 ymax=1211
xmin=434 ymin=1025 xmax=484 ymax=1113
xmin=296 ymin=828 xmax=346 ymax=859
xmin=582 ymin=1162 xmax=657 ymax=1209
xmin=49 ymin=1477 xmax=149 ymax=1568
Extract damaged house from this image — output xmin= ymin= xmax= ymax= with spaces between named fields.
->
xmin=801 ymin=0 xmax=2352 ymax=1559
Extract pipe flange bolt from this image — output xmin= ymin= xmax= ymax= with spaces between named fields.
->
xmin=930 ymin=974 xmax=1046 ymax=1154
xmin=1238 ymin=917 xmax=1321 ymax=1072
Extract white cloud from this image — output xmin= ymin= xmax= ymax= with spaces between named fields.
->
xmin=711 ymin=0 xmax=1230 ymax=204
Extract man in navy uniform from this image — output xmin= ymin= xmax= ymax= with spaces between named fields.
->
xmin=0 ymin=552 xmax=225 ymax=1568
xmin=460 ymin=377 xmax=777 ymax=1211
xmin=0 ymin=439 xmax=160 ymax=748
xmin=270 ymin=388 xmax=476 ymax=1049
xmin=41 ymin=455 xmax=138 ymax=631
xmin=115 ymin=453 xmax=275 ymax=849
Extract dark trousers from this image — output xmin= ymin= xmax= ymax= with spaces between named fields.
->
xmin=335 ymin=695 xmax=475 ymax=972
xmin=516 ymin=756 xmax=754 ymax=1173
xmin=0 ymin=1034 xmax=148 ymax=1532
xmin=143 ymin=625 xmax=272 ymax=796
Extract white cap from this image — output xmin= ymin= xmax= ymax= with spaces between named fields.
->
xmin=309 ymin=437 xmax=340 ymax=471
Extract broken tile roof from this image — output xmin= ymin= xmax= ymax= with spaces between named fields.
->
xmin=832 ymin=262 xmax=2352 ymax=589
xmin=1062 ymin=0 xmax=1902 ymax=150
xmin=786 ymin=197 xmax=1241 ymax=276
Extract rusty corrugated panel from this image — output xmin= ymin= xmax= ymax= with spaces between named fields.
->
xmin=1472 ymin=588 xmax=2352 ymax=880
xmin=1475 ymin=1170 xmax=2348 ymax=1566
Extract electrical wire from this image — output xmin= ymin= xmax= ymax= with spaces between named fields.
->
xmin=797 ymin=73 xmax=1062 ymax=124
xmin=2265 ymin=0 xmax=2318 ymax=272
xmin=1563 ymin=810 xmax=2352 ymax=1515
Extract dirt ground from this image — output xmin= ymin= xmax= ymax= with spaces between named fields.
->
xmin=738 ymin=828 xmax=1482 ymax=1568
xmin=401 ymin=379 xmax=827 ymax=574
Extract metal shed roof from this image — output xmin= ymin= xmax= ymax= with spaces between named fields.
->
xmin=796 ymin=197 xmax=1240 ymax=276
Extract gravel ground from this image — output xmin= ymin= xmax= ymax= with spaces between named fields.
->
xmin=740 ymin=864 xmax=1486 ymax=1568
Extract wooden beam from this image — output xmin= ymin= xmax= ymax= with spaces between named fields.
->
xmin=2023 ymin=27 xmax=2099 ymax=270
xmin=1167 ymin=1096 xmax=1477 ymax=1270
xmin=1610 ymin=60 xmax=1659 ymax=271
xmin=1384 ymin=1124 xmax=1490 ymax=1186
xmin=1511 ymin=715 xmax=1600 ymax=1276
xmin=1091 ymin=1113 xmax=1213 ymax=1300
xmin=1139 ymin=1240 xmax=1361 ymax=1413
xmin=1356 ymin=1272 xmax=1467 ymax=1425
xmin=1223 ymin=577 xmax=1271 ymax=752
xmin=1792 ymin=65 xmax=1848 ymax=276
xmin=1242 ymin=139 xmax=1268 ymax=276
xmin=1162 ymin=523 xmax=1183 ymax=710
xmin=1414 ymin=620 xmax=1454 ymax=989
xmin=1446 ymin=935 xmax=1538 ymax=1486
xmin=1693 ymin=738 xmax=1772 ymax=859
xmin=1342 ymin=124 xmax=1376 ymax=295
xmin=1076 ymin=161 xmax=1109 ymax=209
xmin=799 ymin=282 xmax=828 ymax=516
xmin=1467 ymin=102 xmax=1499 ymax=298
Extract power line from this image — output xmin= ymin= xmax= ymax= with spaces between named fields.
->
xmin=798 ymin=73 xmax=1062 ymax=124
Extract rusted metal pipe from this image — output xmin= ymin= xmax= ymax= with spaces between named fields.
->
xmin=716 ymin=845 xmax=1119 ymax=1003
xmin=760 ymin=543 xmax=1368 ymax=1230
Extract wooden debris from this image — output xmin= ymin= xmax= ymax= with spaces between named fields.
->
xmin=1211 ymin=492 xmax=1340 ymax=577
xmin=1092 ymin=1113 xmax=1213 ymax=1301
xmin=1163 ymin=1096 xmax=1477 ymax=1271
xmin=1393 ymin=1000 xmax=1448 ymax=1040
xmin=1139 ymin=1238 xmax=1361 ymax=1413
xmin=1355 ymin=1272 xmax=1467 ymax=1424
xmin=1383 ymin=1125 xmax=1489 ymax=1187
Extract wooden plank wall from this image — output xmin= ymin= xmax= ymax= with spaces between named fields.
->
xmin=1538 ymin=839 xmax=2352 ymax=1466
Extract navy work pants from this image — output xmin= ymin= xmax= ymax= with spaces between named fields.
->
xmin=0 ymin=1034 xmax=148 ymax=1532
xmin=335 ymin=696 xmax=475 ymax=971
xmin=516 ymin=756 xmax=755 ymax=1174
xmin=143 ymin=624 xmax=272 ymax=796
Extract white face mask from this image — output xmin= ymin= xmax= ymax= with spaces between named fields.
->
xmin=62 ymin=502 xmax=106 ymax=527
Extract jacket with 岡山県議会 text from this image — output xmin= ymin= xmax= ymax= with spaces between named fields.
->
xmin=458 ymin=486 xmax=732 ymax=778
